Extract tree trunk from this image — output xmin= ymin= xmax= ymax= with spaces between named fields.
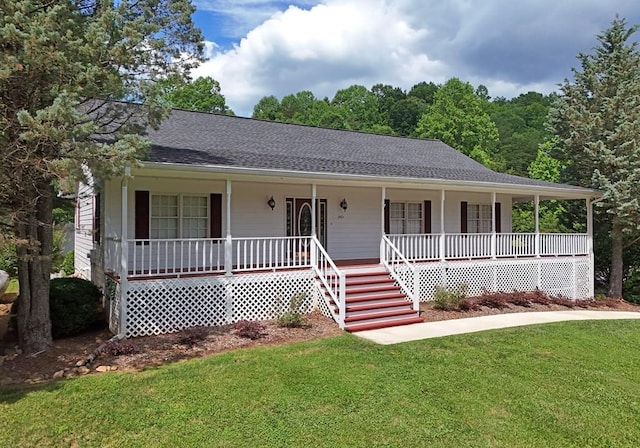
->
xmin=608 ymin=220 xmax=624 ymax=298
xmin=15 ymin=185 xmax=54 ymax=354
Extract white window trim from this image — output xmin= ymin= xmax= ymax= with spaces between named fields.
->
xmin=467 ymin=203 xmax=492 ymax=234
xmin=150 ymin=193 xmax=210 ymax=239
xmin=389 ymin=201 xmax=424 ymax=234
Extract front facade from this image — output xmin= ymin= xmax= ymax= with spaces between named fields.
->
xmin=75 ymin=109 xmax=599 ymax=338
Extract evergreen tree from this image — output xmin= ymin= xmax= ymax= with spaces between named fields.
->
xmin=0 ymin=0 xmax=203 ymax=352
xmin=548 ymin=17 xmax=640 ymax=297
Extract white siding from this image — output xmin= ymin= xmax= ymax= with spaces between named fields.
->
xmin=74 ymin=181 xmax=95 ymax=279
xmin=106 ymin=175 xmax=518 ymax=264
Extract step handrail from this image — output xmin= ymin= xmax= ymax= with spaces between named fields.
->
xmin=311 ymin=236 xmax=346 ymax=328
xmin=381 ymin=235 xmax=419 ymax=311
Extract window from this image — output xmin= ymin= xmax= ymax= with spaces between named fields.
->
xmin=467 ymin=204 xmax=492 ymax=233
xmin=389 ymin=202 xmax=423 ymax=234
xmin=150 ymin=194 xmax=208 ymax=239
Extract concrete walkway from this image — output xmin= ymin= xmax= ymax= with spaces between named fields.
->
xmin=355 ymin=311 xmax=640 ymax=345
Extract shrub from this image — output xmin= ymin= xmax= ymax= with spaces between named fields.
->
xmin=0 ymin=239 xmax=17 ymax=277
xmin=100 ymin=339 xmax=137 ymax=356
xmin=49 ymin=277 xmax=104 ymax=338
xmin=177 ymin=326 xmax=209 ymax=346
xmin=277 ymin=293 xmax=307 ymax=328
xmin=476 ymin=293 xmax=509 ymax=309
xmin=234 ymin=320 xmax=265 ymax=340
xmin=61 ymin=250 xmax=75 ymax=276
xmin=432 ymin=284 xmax=468 ymax=311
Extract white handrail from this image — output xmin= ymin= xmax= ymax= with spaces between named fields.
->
xmin=311 ymin=236 xmax=346 ymax=328
xmin=128 ymin=238 xmax=225 ymax=276
xmin=232 ymin=236 xmax=312 ymax=271
xmin=381 ymin=235 xmax=419 ymax=311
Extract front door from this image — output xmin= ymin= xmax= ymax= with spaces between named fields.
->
xmin=286 ymin=198 xmax=327 ymax=253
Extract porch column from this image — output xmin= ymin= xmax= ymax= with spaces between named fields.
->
xmin=491 ymin=192 xmax=497 ymax=259
xmin=439 ymin=190 xmax=446 ymax=262
xmin=534 ymin=195 xmax=540 ymax=257
xmin=311 ymin=184 xmax=317 ymax=237
xmin=224 ymin=180 xmax=233 ymax=275
xmin=587 ymin=198 xmax=595 ymax=297
xmin=379 ymin=187 xmax=386 ymax=262
xmin=119 ymin=168 xmax=130 ymax=338
xmin=311 ymin=184 xmax=317 ymax=266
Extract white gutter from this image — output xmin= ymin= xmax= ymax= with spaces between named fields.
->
xmin=135 ymin=161 xmax=602 ymax=200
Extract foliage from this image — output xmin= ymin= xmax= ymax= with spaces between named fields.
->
xmin=548 ymin=17 xmax=640 ymax=297
xmin=3 ymin=323 xmax=640 ymax=446
xmin=48 ymin=277 xmax=103 ymax=338
xmin=61 ymin=250 xmax=75 ymax=276
xmin=0 ymin=237 xmax=17 ymax=277
xmin=415 ymin=78 xmax=502 ymax=169
xmin=0 ymin=0 xmax=203 ymax=352
xmin=177 ymin=326 xmax=209 ymax=346
xmin=277 ymin=293 xmax=307 ymax=328
xmin=432 ymin=283 xmax=468 ymax=310
xmin=158 ymin=76 xmax=234 ymax=115
xmin=234 ymin=320 xmax=265 ymax=340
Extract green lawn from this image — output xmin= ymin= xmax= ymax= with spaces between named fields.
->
xmin=1 ymin=320 xmax=640 ymax=447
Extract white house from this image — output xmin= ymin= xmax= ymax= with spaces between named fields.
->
xmin=75 ymin=109 xmax=601 ymax=338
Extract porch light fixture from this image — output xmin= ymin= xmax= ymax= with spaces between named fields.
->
xmin=267 ymin=196 xmax=276 ymax=210
xmin=340 ymin=198 xmax=348 ymax=211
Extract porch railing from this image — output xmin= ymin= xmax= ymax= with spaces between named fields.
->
xmin=388 ymin=232 xmax=589 ymax=261
xmin=312 ymin=236 xmax=345 ymax=328
xmin=381 ymin=235 xmax=419 ymax=311
xmin=232 ymin=236 xmax=313 ymax=272
xmin=128 ymin=238 xmax=225 ymax=276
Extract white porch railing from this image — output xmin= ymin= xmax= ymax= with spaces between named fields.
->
xmin=386 ymin=234 xmax=441 ymax=261
xmin=388 ymin=232 xmax=589 ymax=261
xmin=312 ymin=236 xmax=346 ymax=328
xmin=381 ymin=235 xmax=419 ymax=311
xmin=445 ymin=233 xmax=493 ymax=259
xmin=232 ymin=236 xmax=313 ymax=272
xmin=128 ymin=238 xmax=225 ymax=276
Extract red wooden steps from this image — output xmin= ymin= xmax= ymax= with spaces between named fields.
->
xmin=319 ymin=266 xmax=423 ymax=332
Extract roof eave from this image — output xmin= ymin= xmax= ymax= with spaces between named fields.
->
xmin=134 ymin=161 xmax=601 ymax=200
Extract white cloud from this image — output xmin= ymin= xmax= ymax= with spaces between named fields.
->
xmin=192 ymin=0 xmax=640 ymax=116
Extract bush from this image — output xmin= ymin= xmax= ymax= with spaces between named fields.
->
xmin=49 ymin=277 xmax=103 ymax=338
xmin=0 ymin=239 xmax=17 ymax=277
xmin=61 ymin=250 xmax=75 ymax=276
xmin=177 ymin=326 xmax=209 ymax=346
xmin=432 ymin=284 xmax=468 ymax=311
xmin=234 ymin=320 xmax=265 ymax=340
xmin=99 ymin=339 xmax=137 ymax=356
xmin=277 ymin=293 xmax=307 ymax=328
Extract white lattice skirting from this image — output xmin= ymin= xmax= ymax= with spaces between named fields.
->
xmin=392 ymin=257 xmax=591 ymax=301
xmin=120 ymin=271 xmax=319 ymax=338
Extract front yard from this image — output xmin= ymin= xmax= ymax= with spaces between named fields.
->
xmin=1 ymin=320 xmax=640 ymax=447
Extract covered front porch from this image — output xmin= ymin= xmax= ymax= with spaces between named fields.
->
xmin=100 ymin=171 xmax=596 ymax=338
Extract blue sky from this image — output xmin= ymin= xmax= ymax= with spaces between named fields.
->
xmin=191 ymin=1 xmax=640 ymax=117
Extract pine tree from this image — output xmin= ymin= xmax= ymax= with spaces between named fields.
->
xmin=548 ymin=17 xmax=640 ymax=297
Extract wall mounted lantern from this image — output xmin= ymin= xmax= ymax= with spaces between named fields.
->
xmin=340 ymin=198 xmax=348 ymax=211
xmin=267 ymin=196 xmax=276 ymax=210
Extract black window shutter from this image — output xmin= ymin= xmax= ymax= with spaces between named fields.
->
xmin=93 ymin=192 xmax=101 ymax=244
xmin=460 ymin=201 xmax=468 ymax=233
xmin=210 ymin=193 xmax=222 ymax=238
xmin=424 ymin=200 xmax=432 ymax=234
xmin=135 ymin=190 xmax=150 ymax=239
xmin=495 ymin=202 xmax=502 ymax=233
xmin=383 ymin=199 xmax=390 ymax=234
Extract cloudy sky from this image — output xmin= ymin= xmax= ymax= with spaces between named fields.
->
xmin=191 ymin=0 xmax=640 ymax=117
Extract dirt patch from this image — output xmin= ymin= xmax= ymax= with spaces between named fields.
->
xmin=1 ymin=298 xmax=639 ymax=386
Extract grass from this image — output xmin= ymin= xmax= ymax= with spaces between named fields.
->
xmin=5 ymin=278 xmax=18 ymax=295
xmin=2 ymin=320 xmax=640 ymax=447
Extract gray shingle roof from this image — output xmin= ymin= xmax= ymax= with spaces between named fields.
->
xmin=145 ymin=109 xmax=589 ymax=192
